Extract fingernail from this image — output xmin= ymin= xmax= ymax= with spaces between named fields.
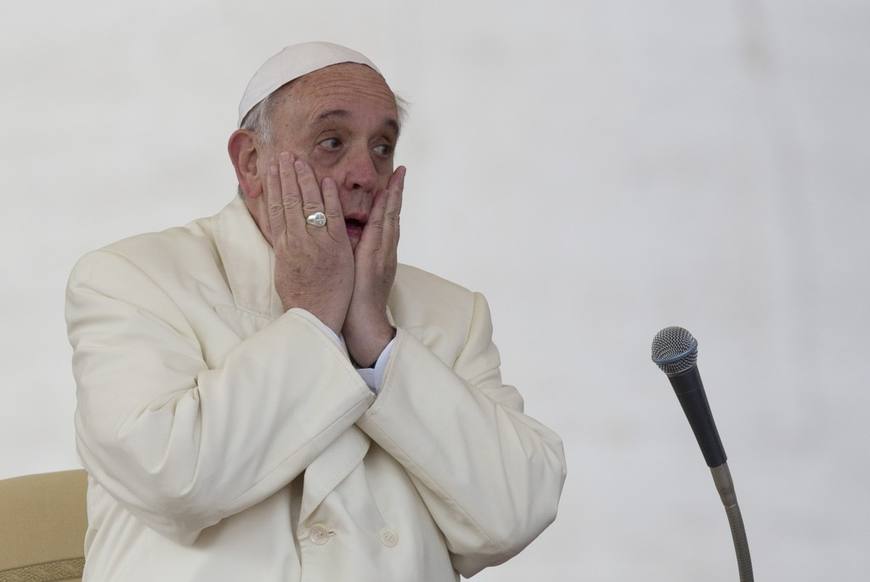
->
xmin=279 ymin=152 xmax=290 ymax=163
xmin=294 ymin=159 xmax=304 ymax=172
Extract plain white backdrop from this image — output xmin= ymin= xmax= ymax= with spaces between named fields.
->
xmin=2 ymin=1 xmax=868 ymax=580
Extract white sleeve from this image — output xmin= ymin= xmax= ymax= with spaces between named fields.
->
xmin=66 ymin=250 xmax=375 ymax=545
xmin=355 ymin=292 xmax=566 ymax=577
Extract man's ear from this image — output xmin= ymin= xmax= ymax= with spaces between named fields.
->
xmin=228 ymin=129 xmax=262 ymax=198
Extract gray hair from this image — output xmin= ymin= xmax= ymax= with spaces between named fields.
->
xmin=235 ymin=87 xmax=409 ymax=198
xmin=236 ymin=93 xmax=277 ymax=198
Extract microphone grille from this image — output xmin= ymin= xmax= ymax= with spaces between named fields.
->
xmin=651 ymin=326 xmax=698 ymax=376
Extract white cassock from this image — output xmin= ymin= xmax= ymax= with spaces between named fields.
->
xmin=65 ymin=195 xmax=567 ymax=581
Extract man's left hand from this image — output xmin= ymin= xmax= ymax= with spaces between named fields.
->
xmin=342 ymin=166 xmax=406 ymax=367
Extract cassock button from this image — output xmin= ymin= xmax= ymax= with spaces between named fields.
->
xmin=309 ymin=523 xmax=333 ymax=545
xmin=379 ymin=527 xmax=399 ymax=548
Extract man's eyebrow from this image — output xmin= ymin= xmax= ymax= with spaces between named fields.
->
xmin=314 ymin=109 xmax=350 ymax=122
xmin=385 ymin=118 xmax=401 ymax=137
xmin=313 ymin=109 xmax=401 ymax=136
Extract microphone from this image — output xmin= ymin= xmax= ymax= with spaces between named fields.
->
xmin=650 ymin=326 xmax=726 ymax=468
xmin=650 ymin=326 xmax=754 ymax=582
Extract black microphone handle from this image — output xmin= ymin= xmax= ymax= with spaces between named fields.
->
xmin=668 ymin=365 xmax=753 ymax=581
xmin=667 ymin=365 xmax=727 ymax=468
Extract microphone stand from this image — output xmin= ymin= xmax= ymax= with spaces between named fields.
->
xmin=710 ymin=462 xmax=754 ymax=582
xmin=651 ymin=326 xmax=755 ymax=582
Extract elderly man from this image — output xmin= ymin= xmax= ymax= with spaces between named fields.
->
xmin=65 ymin=42 xmax=566 ymax=581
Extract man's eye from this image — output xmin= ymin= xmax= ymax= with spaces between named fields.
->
xmin=319 ymin=137 xmax=342 ymax=151
xmin=373 ymin=144 xmax=393 ymax=156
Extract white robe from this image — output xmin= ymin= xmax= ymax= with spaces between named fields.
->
xmin=65 ymin=196 xmax=567 ymax=581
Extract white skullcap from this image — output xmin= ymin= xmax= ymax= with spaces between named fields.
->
xmin=237 ymin=41 xmax=381 ymax=127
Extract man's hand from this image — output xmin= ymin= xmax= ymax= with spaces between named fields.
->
xmin=343 ymin=166 xmax=406 ymax=367
xmin=267 ymin=152 xmax=355 ymax=335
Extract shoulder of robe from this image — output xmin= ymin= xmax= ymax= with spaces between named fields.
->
xmin=391 ymin=263 xmax=478 ymax=342
xmin=68 ymin=212 xmax=223 ymax=289
xmin=65 ymin=212 xmax=230 ymax=346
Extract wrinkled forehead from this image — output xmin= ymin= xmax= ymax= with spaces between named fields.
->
xmin=280 ymin=64 xmax=397 ymax=113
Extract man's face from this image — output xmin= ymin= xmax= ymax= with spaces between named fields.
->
xmin=249 ymin=63 xmax=400 ymax=250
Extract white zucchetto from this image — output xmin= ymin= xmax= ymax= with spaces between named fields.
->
xmin=237 ymin=41 xmax=381 ymax=127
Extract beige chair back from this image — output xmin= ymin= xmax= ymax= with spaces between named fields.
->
xmin=0 ymin=470 xmax=87 ymax=582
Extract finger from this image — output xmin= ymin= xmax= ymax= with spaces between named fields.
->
xmin=381 ymin=166 xmax=405 ymax=249
xmin=294 ymin=159 xmax=326 ymax=218
xmin=278 ymin=152 xmax=304 ymax=230
xmin=361 ymin=186 xmax=388 ymax=251
xmin=265 ymin=161 xmax=287 ymax=241
xmin=321 ymin=176 xmax=348 ymax=239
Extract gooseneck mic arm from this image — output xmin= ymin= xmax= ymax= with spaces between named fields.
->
xmin=651 ymin=326 xmax=754 ymax=582
xmin=711 ymin=463 xmax=753 ymax=582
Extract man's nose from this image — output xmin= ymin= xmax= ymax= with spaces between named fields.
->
xmin=340 ymin=146 xmax=379 ymax=192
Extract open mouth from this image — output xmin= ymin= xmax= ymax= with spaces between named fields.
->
xmin=344 ymin=215 xmax=367 ymax=238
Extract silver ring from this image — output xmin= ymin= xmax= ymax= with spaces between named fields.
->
xmin=306 ymin=211 xmax=327 ymax=227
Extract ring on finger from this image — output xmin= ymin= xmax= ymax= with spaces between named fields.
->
xmin=306 ymin=211 xmax=327 ymax=227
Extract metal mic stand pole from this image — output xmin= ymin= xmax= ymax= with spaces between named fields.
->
xmin=710 ymin=462 xmax=754 ymax=582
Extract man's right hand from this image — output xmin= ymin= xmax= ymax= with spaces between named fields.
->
xmin=266 ymin=152 xmax=354 ymax=335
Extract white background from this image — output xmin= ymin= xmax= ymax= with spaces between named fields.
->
xmin=2 ymin=1 xmax=868 ymax=580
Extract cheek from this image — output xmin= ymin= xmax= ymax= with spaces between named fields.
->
xmin=375 ymin=166 xmax=393 ymax=192
xmin=307 ymin=152 xmax=334 ymax=174
xmin=379 ymin=172 xmax=392 ymax=191
xmin=305 ymin=157 xmax=339 ymax=186
xmin=256 ymin=142 xmax=281 ymax=171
